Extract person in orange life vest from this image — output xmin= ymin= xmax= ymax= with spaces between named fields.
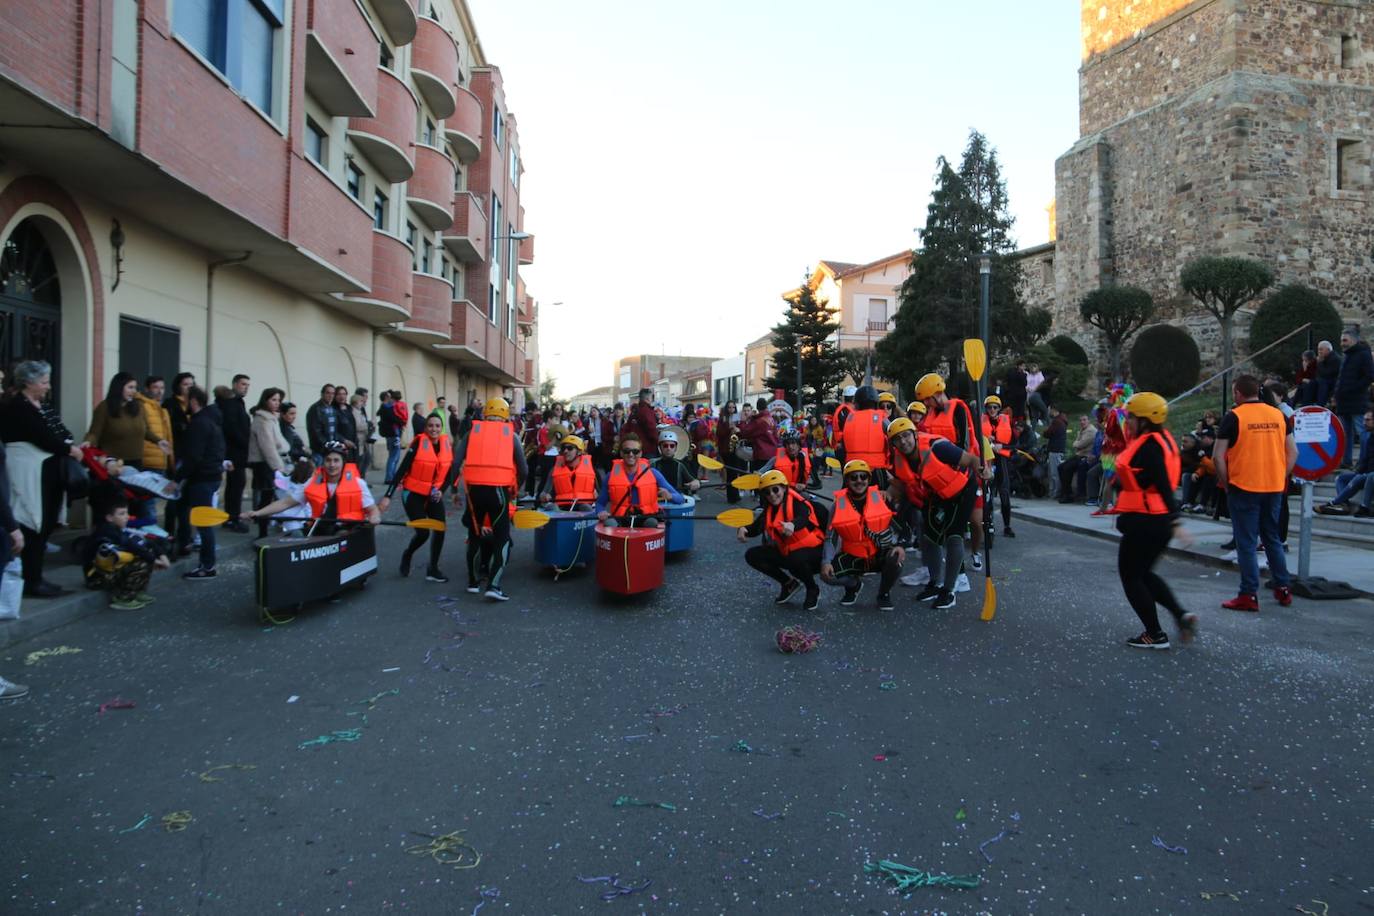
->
xmin=537 ymin=434 xmax=602 ymax=509
xmin=245 ymin=442 xmax=379 ymax=535
xmin=820 ymin=459 xmax=906 ymax=611
xmin=832 ymin=385 xmax=857 ymax=464
xmin=452 ymin=397 xmax=528 ymax=602
xmin=907 ymin=400 xmax=927 ymax=427
xmin=378 ymin=414 xmax=456 ymax=583
xmin=981 ymin=395 xmax=1015 ymax=538
xmin=840 ymin=385 xmax=891 ymax=488
xmin=595 ymin=433 xmax=684 ymax=528
xmin=915 ymin=371 xmax=989 ymax=570
xmin=878 ymin=391 xmax=900 ymax=425
xmin=650 ymin=431 xmax=700 ymax=496
xmin=1212 ymin=374 xmax=1296 ymax=613
xmin=736 ymin=469 xmax=825 ymax=611
xmin=758 ymin=432 xmax=830 ymax=529
xmin=1111 ymin=392 xmax=1199 ymax=649
xmin=886 ymin=417 xmax=980 ymax=609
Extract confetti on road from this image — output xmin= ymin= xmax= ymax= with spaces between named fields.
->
xmin=979 ymin=829 xmax=1008 ymax=863
xmin=775 ymin=625 xmax=821 ymax=653
xmin=471 ymin=886 xmax=500 ymax=916
xmin=117 ymin=814 xmax=151 ymax=834
xmin=1152 ymin=835 xmax=1187 ymax=855
xmin=613 ymin=795 xmax=676 ymax=812
xmin=576 ymin=874 xmax=652 ymax=901
xmin=863 ymin=859 xmax=981 ymax=891
xmin=160 ymin=811 xmax=193 ymax=832
xmin=1200 ymin=890 xmax=1241 ymax=901
xmin=298 ymin=729 xmax=362 ymax=749
xmin=406 ymin=831 xmax=482 ymax=869
xmin=24 ymin=646 xmax=82 ymax=666
xmin=752 ymin=807 xmax=784 ymax=820
xmin=1294 ymin=901 xmax=1329 ymax=916
xmin=198 ymin=763 xmax=256 ymax=783
xmin=97 ymin=698 xmax=136 ymax=715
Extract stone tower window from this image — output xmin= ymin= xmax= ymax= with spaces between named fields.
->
xmin=1340 ymin=34 xmax=1359 ymax=69
xmin=1335 ymin=138 xmax=1369 ymax=193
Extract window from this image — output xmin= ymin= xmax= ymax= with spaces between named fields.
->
xmin=506 ymin=222 xmax=516 ymax=339
xmin=440 ymin=255 xmax=450 ymax=282
xmin=372 ymin=189 xmax=388 ymax=230
xmin=488 ymin=194 xmax=502 ymax=322
xmin=509 ymin=147 xmax=519 ymax=188
xmin=454 ymin=163 xmax=463 ymax=193
xmin=119 ymin=316 xmax=181 ymax=387
xmin=173 ymin=0 xmax=284 ymax=117
xmin=422 ymin=118 xmax=436 ymax=146
xmin=492 ymin=107 xmax=503 ymax=149
xmin=379 ymin=43 xmax=393 ymax=70
xmin=1041 ymin=258 xmax=1053 ymax=285
xmin=346 ymin=161 xmax=363 ymax=200
xmin=1336 ymin=138 xmax=1369 ymax=192
xmin=305 ymin=117 xmax=327 ymax=166
xmin=1341 ymin=34 xmax=1359 ymax=69
xmin=421 ymin=238 xmax=433 ymax=274
xmin=406 ymin=221 xmax=418 ymax=269
xmin=866 ymin=298 xmax=888 ymax=330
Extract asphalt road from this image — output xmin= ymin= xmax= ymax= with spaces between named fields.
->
xmin=3 ymin=488 xmax=1373 ymax=914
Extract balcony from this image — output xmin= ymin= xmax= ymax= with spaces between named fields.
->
xmin=407 ymin=145 xmax=457 ymax=231
xmin=518 ymin=233 xmax=535 ymax=265
xmin=435 ymin=299 xmax=527 ymax=385
xmin=347 ymin=69 xmax=418 ymax=183
xmin=370 ymin=0 xmax=417 ymax=45
xmin=335 ymin=230 xmax=413 ymax=325
xmin=304 ymin=0 xmax=377 ymax=117
xmin=410 ymin=17 xmax=459 ymax=119
xmin=396 ymin=274 xmax=454 ymax=346
xmin=444 ymin=87 xmax=482 ymax=164
xmin=442 ymin=191 xmax=487 ymax=264
xmin=286 ymin=156 xmax=372 ymax=290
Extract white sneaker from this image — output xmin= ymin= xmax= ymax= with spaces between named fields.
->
xmin=969 ymin=552 xmax=983 ymax=571
xmin=0 ymin=677 xmax=30 ymax=700
xmin=955 ymin=573 xmax=970 ymax=593
xmin=1221 ymin=550 xmax=1238 ymax=563
xmin=899 ymin=569 xmax=930 ymax=587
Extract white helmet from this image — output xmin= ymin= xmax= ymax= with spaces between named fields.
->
xmin=843 ymin=385 xmax=857 ymax=397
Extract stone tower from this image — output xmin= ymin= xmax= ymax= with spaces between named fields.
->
xmin=1051 ymin=0 xmax=1374 ymax=368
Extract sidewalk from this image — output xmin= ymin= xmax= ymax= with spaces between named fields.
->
xmin=1014 ymin=500 xmax=1374 ymax=597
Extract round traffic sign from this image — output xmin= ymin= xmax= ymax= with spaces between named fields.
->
xmin=1291 ymin=406 xmax=1345 ymax=481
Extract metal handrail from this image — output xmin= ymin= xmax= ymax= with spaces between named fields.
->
xmin=1165 ymin=322 xmax=1313 ymax=405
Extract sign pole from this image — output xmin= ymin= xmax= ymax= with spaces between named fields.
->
xmin=1288 ymin=406 xmax=1355 ymax=599
xmin=1298 ymin=479 xmax=1313 ymax=580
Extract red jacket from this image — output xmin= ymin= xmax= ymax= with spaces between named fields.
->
xmin=738 ymin=415 xmax=779 ymax=462
xmin=623 ymin=401 xmax=660 ymax=450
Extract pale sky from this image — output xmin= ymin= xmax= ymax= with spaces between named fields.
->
xmin=468 ymin=0 xmax=1082 ymax=399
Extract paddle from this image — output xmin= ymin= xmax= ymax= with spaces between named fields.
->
xmin=188 ymin=506 xmax=445 ymax=531
xmin=732 ymin=473 xmax=761 ymax=491
xmin=825 ymin=456 xmax=842 ymax=470
xmin=514 ymin=507 xmax=756 ymax=529
xmin=963 ymin=338 xmax=997 ymax=622
xmin=512 ymin=508 xmax=552 ymax=530
xmin=695 ymin=454 xmax=725 ymax=471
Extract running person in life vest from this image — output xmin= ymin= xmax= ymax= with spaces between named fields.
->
xmin=915 ymin=371 xmax=988 ymax=569
xmin=378 ymin=414 xmax=456 ymax=582
xmin=886 ymin=416 xmax=981 ymax=609
xmin=537 ymin=435 xmax=602 ymax=510
xmin=245 ymin=441 xmax=380 ymax=534
xmin=840 ymin=385 xmax=891 ymax=488
xmin=832 ymin=385 xmax=857 ymax=465
xmin=981 ymin=395 xmax=1015 ymax=537
xmin=596 ymin=433 xmax=684 ymax=528
xmin=453 ymin=397 xmax=528 ymax=602
xmin=1111 ymin=392 xmax=1199 ymax=649
xmin=820 ymin=459 xmax=906 ymax=611
xmin=650 ymin=431 xmax=700 ymax=496
xmin=737 ymin=469 xmax=825 ymax=611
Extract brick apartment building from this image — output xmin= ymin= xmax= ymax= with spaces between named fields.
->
xmin=0 ymin=0 xmax=537 ymax=433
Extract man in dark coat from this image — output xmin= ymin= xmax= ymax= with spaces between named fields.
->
xmin=215 ymin=375 xmax=251 ymax=532
xmin=1335 ymin=328 xmax=1374 ymax=467
xmin=1316 ymin=338 xmax=1342 ymax=408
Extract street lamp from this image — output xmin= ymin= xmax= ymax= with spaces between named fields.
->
xmin=491 ymin=231 xmax=532 ymax=241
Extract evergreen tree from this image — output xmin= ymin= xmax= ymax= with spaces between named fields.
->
xmin=876 ymin=131 xmax=1050 ymax=383
xmin=764 ymin=275 xmax=845 ymax=406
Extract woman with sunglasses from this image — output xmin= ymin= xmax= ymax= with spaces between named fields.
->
xmin=737 ymin=469 xmax=825 ymax=610
xmin=379 ymin=413 xmax=457 ymax=582
xmin=538 ymin=434 xmax=602 ymax=509
xmin=596 ymin=434 xmax=684 ymax=528
xmin=820 ymin=459 xmax=906 ymax=611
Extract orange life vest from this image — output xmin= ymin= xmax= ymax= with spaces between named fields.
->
xmin=923 ymin=398 xmax=975 ymax=450
xmin=304 ymin=463 xmax=366 ymax=520
xmin=981 ymin=414 xmax=1012 ymax=458
xmin=463 ymin=420 xmax=517 ymax=488
xmin=1115 ymin=430 xmax=1182 ymax=515
xmin=831 ymin=403 xmax=853 ymax=445
xmin=765 ymin=491 xmax=824 ymax=555
xmin=842 ymin=408 xmax=890 ymax=469
xmin=551 ymin=456 xmax=597 ymax=508
xmin=1224 ymin=402 xmax=1289 ymax=493
xmin=828 ymin=487 xmax=894 ymax=560
xmin=890 ymin=448 xmax=926 ymax=507
xmin=607 ymin=460 xmax=659 ymax=514
xmin=402 ymin=434 xmax=453 ymax=496
xmin=773 ymin=450 xmax=811 ymax=487
xmin=918 ymin=433 xmax=971 ymax=501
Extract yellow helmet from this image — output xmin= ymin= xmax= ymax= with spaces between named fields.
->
xmin=559 ymin=434 xmax=586 ymax=452
xmin=1124 ymin=392 xmax=1168 ymax=425
xmin=914 ymin=373 xmax=946 ymax=400
xmin=886 ymin=417 xmax=917 ymax=439
xmin=483 ymin=397 xmax=510 ymax=420
xmin=877 ymin=391 xmax=897 ymax=405
xmin=907 ymin=401 xmax=927 ymax=416
xmin=984 ymin=394 xmax=1002 ymax=407
xmin=757 ymin=469 xmax=789 ymax=489
xmin=842 ymin=459 xmax=872 ymax=478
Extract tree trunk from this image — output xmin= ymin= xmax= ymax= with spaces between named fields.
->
xmin=1219 ymin=314 xmax=1233 ymax=374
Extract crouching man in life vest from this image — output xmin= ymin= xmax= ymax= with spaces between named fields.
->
xmin=245 ymin=441 xmax=380 ymax=535
xmin=537 ymin=434 xmax=602 ymax=510
xmin=820 ymin=459 xmax=905 ymax=611
xmin=453 ymin=397 xmax=528 ymax=602
xmin=737 ymin=469 xmax=825 ymax=611
xmin=596 ymin=433 xmax=684 ymax=528
xmin=379 ymin=413 xmax=456 ymax=582
xmin=888 ymin=416 xmax=981 ymax=610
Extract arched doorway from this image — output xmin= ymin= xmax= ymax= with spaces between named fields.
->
xmin=0 ymin=218 xmax=63 ymax=398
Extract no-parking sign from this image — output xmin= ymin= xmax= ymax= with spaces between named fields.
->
xmin=1292 ymin=406 xmax=1345 ymax=481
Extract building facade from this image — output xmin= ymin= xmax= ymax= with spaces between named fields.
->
xmin=710 ymin=355 xmax=744 ymax=416
xmin=0 ymin=0 xmax=536 ymax=435
xmin=610 ymin=354 xmax=720 ymax=405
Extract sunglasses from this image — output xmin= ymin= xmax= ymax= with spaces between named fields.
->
xmin=561 ymin=445 xmax=578 ymax=452
xmin=621 ymin=449 xmax=641 ymax=455
xmin=766 ymin=485 xmax=785 ymax=494
xmin=847 ymin=473 xmax=870 ymax=482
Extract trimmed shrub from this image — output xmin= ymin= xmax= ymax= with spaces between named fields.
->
xmin=1247 ymin=284 xmax=1343 ymax=378
xmin=1130 ymin=324 xmax=1200 ymax=397
xmin=1047 ymin=334 xmax=1090 ymax=366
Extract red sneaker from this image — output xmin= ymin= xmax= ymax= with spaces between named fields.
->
xmin=1273 ymin=585 xmax=1293 ymax=607
xmin=1222 ymin=593 xmax=1259 ymax=613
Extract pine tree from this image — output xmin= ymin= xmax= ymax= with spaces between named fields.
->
xmin=876 ymin=131 xmax=1050 ymax=384
xmin=764 ymin=275 xmax=845 ymax=407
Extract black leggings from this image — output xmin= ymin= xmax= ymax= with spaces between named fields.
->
xmin=824 ymin=548 xmax=902 ymax=595
xmin=992 ymin=455 xmax=1012 ymax=526
xmin=745 ymin=544 xmax=821 ymax=589
xmin=402 ymin=489 xmax=446 ymax=570
xmin=464 ymin=486 xmax=511 ymax=588
xmin=1116 ymin=513 xmax=1186 ymax=636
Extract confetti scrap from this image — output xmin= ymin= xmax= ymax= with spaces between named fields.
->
xmin=576 ymin=874 xmax=652 ymax=901
xmin=24 ymin=646 xmax=82 ymax=666
xmin=622 ymin=734 xmax=651 ymax=741
xmin=298 ymin=728 xmax=362 ymax=749
xmin=198 ymin=763 xmax=256 ymax=783
xmin=775 ymin=625 xmax=821 ymax=653
xmin=1152 ymin=835 xmax=1187 ymax=855
xmin=954 ymin=806 xmax=967 ymax=822
xmin=97 ymin=698 xmax=136 ymax=715
xmin=645 ymin=704 xmax=687 ymax=718
xmin=1200 ymin=890 xmax=1241 ymax=901
xmin=287 ymin=695 xmax=299 ymax=704
xmin=752 ymin=807 xmax=784 ymax=820
xmin=356 ymin=688 xmax=399 ymax=711
xmin=382 ymin=667 xmax=400 ymax=673
xmin=731 ymin=740 xmax=753 ymax=753
xmin=613 ymin=795 xmax=676 ymax=812
xmin=827 ymin=811 xmax=847 ymax=819
xmin=879 ymin=682 xmax=898 ymax=691
xmin=118 ymin=814 xmax=151 ymax=834
xmin=873 ymin=755 xmax=887 ymax=762
xmin=863 ymin=859 xmax=981 ymax=891
xmin=161 ymin=810 xmax=193 ymax=832
xmin=1294 ymin=902 xmax=1329 ymax=916
xmin=471 ymin=886 xmax=500 ymax=916
xmin=978 ymin=829 xmax=1008 ymax=863
xmin=406 ymin=830 xmax=482 ymax=869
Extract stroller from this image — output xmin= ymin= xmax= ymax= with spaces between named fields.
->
xmin=70 ymin=447 xmax=178 ymax=560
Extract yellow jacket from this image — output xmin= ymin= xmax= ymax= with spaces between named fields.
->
xmin=137 ymin=393 xmax=173 ymax=470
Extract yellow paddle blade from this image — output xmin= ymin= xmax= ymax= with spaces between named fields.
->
xmin=981 ymin=577 xmax=998 ymax=621
xmin=964 ymin=338 xmax=987 ymax=382
xmin=733 ymin=473 xmax=761 ymax=491
xmin=407 ymin=518 xmax=446 ymax=531
xmin=716 ymin=508 xmax=756 ymax=527
xmin=696 ymin=454 xmax=724 ymax=471
xmin=825 ymin=456 xmax=842 ymax=469
xmin=189 ymin=506 xmax=230 ymax=527
xmin=512 ymin=509 xmax=551 ymax=530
